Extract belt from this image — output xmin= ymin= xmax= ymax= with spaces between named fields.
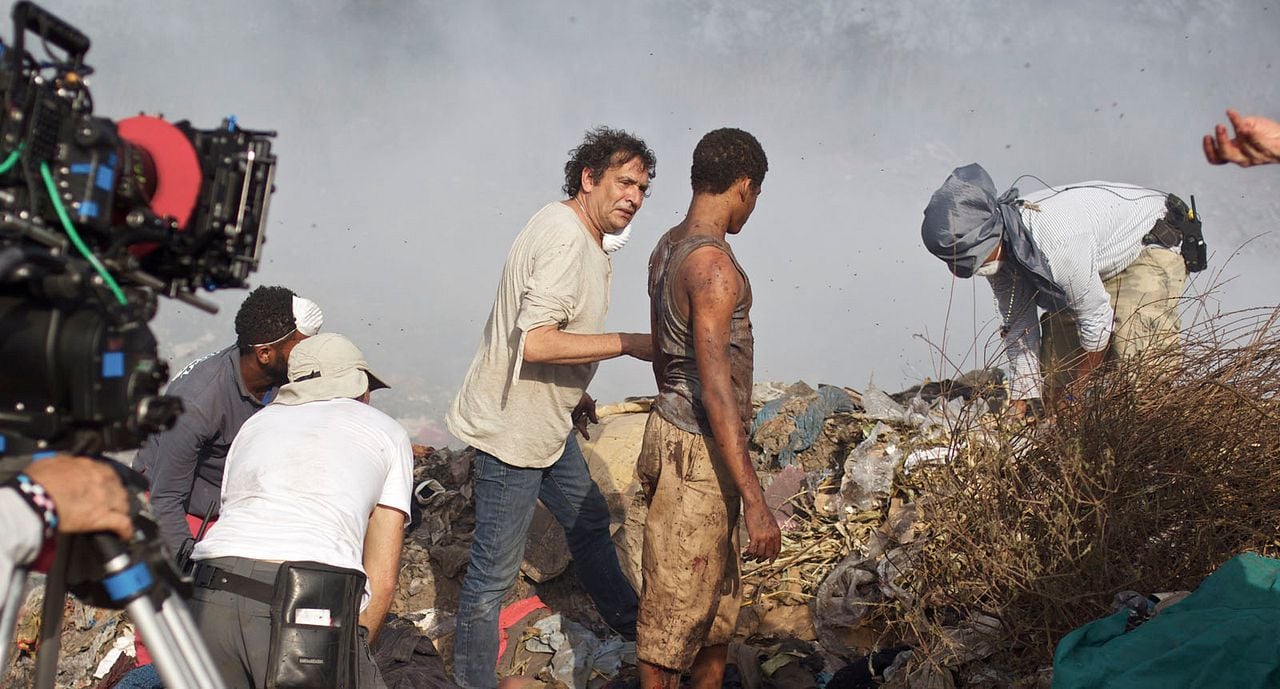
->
xmin=1142 ymin=217 xmax=1183 ymax=249
xmin=1141 ymin=235 xmax=1179 ymax=248
xmin=192 ymin=562 xmax=275 ymax=605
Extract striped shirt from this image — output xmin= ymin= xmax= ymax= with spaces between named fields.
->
xmin=988 ymin=182 xmax=1169 ymax=400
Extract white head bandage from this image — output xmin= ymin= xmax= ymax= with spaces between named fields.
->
xmin=293 ymin=295 xmax=324 ymax=336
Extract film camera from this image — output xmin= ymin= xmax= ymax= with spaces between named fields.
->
xmin=0 ymin=1 xmax=277 ymax=456
xmin=0 ymin=4 xmax=278 ymax=686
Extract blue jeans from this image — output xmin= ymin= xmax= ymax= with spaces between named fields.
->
xmin=453 ymin=435 xmax=638 ymax=689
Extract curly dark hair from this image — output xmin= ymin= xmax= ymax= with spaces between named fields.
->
xmin=562 ymin=126 xmax=657 ymax=198
xmin=691 ymin=128 xmax=768 ymax=195
xmin=235 ymin=285 xmax=297 ymax=353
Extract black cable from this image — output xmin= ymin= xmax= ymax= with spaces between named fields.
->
xmin=1007 ymin=174 xmax=1170 ymax=204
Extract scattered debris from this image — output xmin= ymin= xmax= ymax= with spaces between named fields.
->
xmin=18 ymin=337 xmax=1274 ymax=689
xmin=751 ymin=383 xmax=860 ymax=470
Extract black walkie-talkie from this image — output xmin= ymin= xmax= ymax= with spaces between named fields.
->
xmin=1183 ymin=195 xmax=1208 ymax=273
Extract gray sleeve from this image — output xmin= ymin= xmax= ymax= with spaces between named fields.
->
xmin=143 ymin=404 xmax=213 ymax=555
xmin=0 ymin=488 xmax=44 ymax=594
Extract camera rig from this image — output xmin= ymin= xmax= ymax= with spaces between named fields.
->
xmin=0 ymin=1 xmax=277 ymax=456
xmin=0 ymin=3 xmax=279 ymax=686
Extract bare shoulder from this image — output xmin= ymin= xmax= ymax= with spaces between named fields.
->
xmin=680 ymin=244 xmax=741 ymax=302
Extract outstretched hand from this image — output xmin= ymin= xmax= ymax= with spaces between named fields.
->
xmin=1204 ymin=109 xmax=1280 ymax=167
xmin=24 ymin=455 xmax=134 ymax=541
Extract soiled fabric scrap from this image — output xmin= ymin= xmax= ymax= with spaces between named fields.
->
xmin=525 ymin=614 xmax=635 ymax=689
xmin=753 ymin=384 xmax=857 ymax=466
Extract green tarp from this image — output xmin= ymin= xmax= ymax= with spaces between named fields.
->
xmin=1053 ymin=553 xmax=1280 ymax=689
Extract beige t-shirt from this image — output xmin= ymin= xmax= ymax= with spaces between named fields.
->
xmin=446 ymin=202 xmax=612 ymax=468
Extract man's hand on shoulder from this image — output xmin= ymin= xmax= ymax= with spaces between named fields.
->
xmin=620 ymin=333 xmax=653 ymax=362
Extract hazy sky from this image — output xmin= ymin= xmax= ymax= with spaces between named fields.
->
xmin=36 ymin=0 xmax=1280 ymax=443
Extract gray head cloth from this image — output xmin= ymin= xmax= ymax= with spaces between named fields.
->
xmin=921 ymin=163 xmax=1067 ymax=309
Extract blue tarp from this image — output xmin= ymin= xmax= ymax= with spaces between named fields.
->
xmin=752 ymin=385 xmax=856 ymax=467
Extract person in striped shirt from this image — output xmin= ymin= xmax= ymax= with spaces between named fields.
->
xmin=922 ymin=164 xmax=1201 ymax=415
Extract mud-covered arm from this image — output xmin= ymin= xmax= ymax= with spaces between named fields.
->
xmin=682 ymin=246 xmax=780 ymax=562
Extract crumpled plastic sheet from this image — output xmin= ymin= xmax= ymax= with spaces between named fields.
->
xmin=863 ymin=386 xmax=971 ymax=439
xmin=524 ymin=614 xmax=635 ymax=689
xmin=877 ymin=547 xmax=918 ymax=604
xmin=816 ymin=535 xmax=927 ymax=660
xmin=815 ymin=551 xmax=882 ymax=659
xmin=839 ymin=422 xmax=902 ymax=512
xmin=860 ymin=386 xmax=908 ymax=423
xmin=752 ymin=384 xmax=857 ymax=467
xmin=902 ymin=445 xmax=956 ymax=474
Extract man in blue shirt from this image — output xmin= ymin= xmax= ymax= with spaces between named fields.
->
xmin=134 ymin=285 xmax=323 ymax=557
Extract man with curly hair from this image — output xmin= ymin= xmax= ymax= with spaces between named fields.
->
xmin=639 ymin=128 xmax=778 ymax=689
xmin=135 ymin=285 xmax=324 ymax=558
xmin=447 ymin=127 xmax=656 ymax=689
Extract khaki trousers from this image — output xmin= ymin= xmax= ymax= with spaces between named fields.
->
xmin=635 ymin=412 xmax=741 ymax=672
xmin=1040 ymin=246 xmax=1187 ymax=398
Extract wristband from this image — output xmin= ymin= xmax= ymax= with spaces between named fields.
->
xmin=6 ymin=473 xmax=58 ymax=538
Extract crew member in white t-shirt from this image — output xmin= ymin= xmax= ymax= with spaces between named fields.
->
xmin=188 ymin=333 xmax=413 ymax=689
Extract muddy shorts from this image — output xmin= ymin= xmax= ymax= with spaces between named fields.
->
xmin=635 ymin=411 xmax=741 ymax=672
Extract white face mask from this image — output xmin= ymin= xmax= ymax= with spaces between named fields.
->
xmin=973 ymin=259 xmax=1004 ymax=278
xmin=602 ymin=224 xmax=633 ymax=254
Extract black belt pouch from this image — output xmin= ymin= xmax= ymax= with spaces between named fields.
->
xmin=265 ymin=561 xmax=367 ymax=689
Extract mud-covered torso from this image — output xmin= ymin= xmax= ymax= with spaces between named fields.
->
xmin=647 ymin=231 xmax=754 ymax=435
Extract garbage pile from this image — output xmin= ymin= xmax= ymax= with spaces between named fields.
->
xmin=2 ymin=583 xmax=136 ymax=688
xmin=408 ymin=372 xmax=1016 ymax=689
xmin=2 ymin=370 xmax=1023 ymax=689
xmin=896 ymin=322 xmax=1280 ymax=684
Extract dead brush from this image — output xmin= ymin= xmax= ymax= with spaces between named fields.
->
xmin=897 ymin=307 xmax=1280 ymax=672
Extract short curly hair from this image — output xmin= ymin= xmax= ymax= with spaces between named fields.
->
xmin=235 ymin=285 xmax=296 ymax=352
xmin=691 ymin=128 xmax=768 ymax=195
xmin=562 ymin=127 xmax=657 ymax=198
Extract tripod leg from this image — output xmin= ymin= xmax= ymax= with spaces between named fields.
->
xmin=0 ymin=569 xmax=28 ymax=676
xmin=32 ymin=536 xmax=69 ymax=689
xmin=91 ymin=530 xmax=226 ymax=689
xmin=95 ymin=547 xmax=205 ymax=689
xmin=124 ymin=593 xmax=203 ymax=688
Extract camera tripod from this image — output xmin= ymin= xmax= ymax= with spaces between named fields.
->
xmin=1 ymin=501 xmax=226 ymax=688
